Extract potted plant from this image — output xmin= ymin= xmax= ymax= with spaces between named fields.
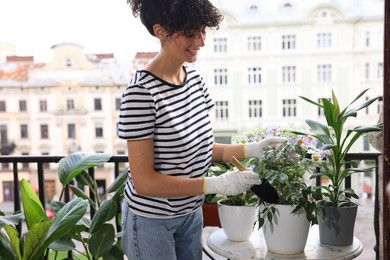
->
xmin=295 ymin=88 xmax=382 ymax=246
xmin=241 ymin=125 xmax=319 ymax=254
xmin=0 ymin=152 xmax=128 ymax=259
xmin=206 ymin=160 xmax=259 ymax=241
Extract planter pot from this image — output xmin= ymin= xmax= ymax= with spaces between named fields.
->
xmin=262 ymin=204 xmax=310 ymax=254
xmin=317 ymin=201 xmax=358 ymax=246
xmin=202 ymin=203 xmax=221 ymax=227
xmin=217 ymin=199 xmax=257 ymax=241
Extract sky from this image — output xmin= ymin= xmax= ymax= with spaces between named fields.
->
xmin=0 ymin=0 xmax=160 ymax=62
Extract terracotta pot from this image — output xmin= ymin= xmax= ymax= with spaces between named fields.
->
xmin=202 ymin=203 xmax=221 ymax=227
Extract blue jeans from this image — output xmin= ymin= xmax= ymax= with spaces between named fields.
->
xmin=121 ymin=203 xmax=204 ymax=260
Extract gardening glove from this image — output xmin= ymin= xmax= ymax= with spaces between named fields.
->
xmin=244 ymin=137 xmax=286 ymax=159
xmin=204 ymin=170 xmax=261 ymax=195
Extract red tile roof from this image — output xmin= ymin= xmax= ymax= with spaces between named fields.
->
xmin=0 ymin=57 xmax=45 ymax=81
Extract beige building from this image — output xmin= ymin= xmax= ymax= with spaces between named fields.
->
xmin=0 ymin=43 xmax=155 ymax=203
xmin=196 ymin=0 xmax=383 ymax=149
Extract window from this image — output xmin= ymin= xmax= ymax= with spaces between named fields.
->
xmin=317 ymin=64 xmax=332 ymax=83
xmin=39 ymin=100 xmax=47 ymax=112
xmin=20 ymin=124 xmax=28 ymax=138
xmin=248 ymin=100 xmax=262 ymax=118
xmin=248 ymin=67 xmax=262 ymax=85
xmin=68 ymin=124 xmax=76 ymax=139
xmin=215 ymin=101 xmax=229 ymax=120
xmin=67 ymin=99 xmax=75 ymax=111
xmin=317 ymin=33 xmax=332 ymax=48
xmin=0 ymin=101 xmax=6 ymax=112
xmin=95 ymin=124 xmax=104 ymax=137
xmin=282 ymin=35 xmax=296 ymax=50
xmin=213 ymin=38 xmax=227 ymax=53
xmin=19 ymin=100 xmax=27 ymax=112
xmin=214 ymin=68 xmax=228 ymax=86
xmin=40 ymin=124 xmax=49 ymax=139
xmin=378 ymin=96 xmax=383 ymax=114
xmin=64 ymin=58 xmax=73 ymax=67
xmin=365 ymin=31 xmax=370 ymax=47
xmin=282 ymin=66 xmax=296 ymax=83
xmin=115 ymin=98 xmax=121 ymax=110
xmin=3 ymin=181 xmax=14 ymax=201
xmin=0 ymin=124 xmax=8 ymax=146
xmin=377 ymin=62 xmax=383 ymax=79
xmin=247 ymin=36 xmax=261 ymax=51
xmin=365 ymin=63 xmax=370 ymax=80
xmin=282 ymin=99 xmax=296 ymax=117
xmin=94 ymin=98 xmax=102 ymax=111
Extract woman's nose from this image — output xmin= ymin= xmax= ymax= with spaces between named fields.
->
xmin=195 ymin=31 xmax=206 ymax=47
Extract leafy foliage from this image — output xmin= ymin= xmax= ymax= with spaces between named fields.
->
xmin=253 ymin=142 xmax=319 ymax=228
xmin=0 ymin=152 xmax=128 ymax=259
xmin=295 ymin=89 xmax=382 ymax=207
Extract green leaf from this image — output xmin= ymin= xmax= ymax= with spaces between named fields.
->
xmin=69 ymin=185 xmax=95 ymax=209
xmin=90 ymin=200 xmax=118 ymax=234
xmin=0 ymin=213 xmax=23 ymax=228
xmin=49 ymin=201 xmax=66 ymax=215
xmin=4 ymin=225 xmax=21 ymax=260
xmin=353 ymin=125 xmax=382 ymax=133
xmin=107 ymin=169 xmax=128 ymax=193
xmin=299 ymin=96 xmax=322 ymax=108
xmin=20 ymin=179 xmax=48 ymax=229
xmin=305 ymin=119 xmax=330 ymax=137
xmin=0 ymin=226 xmax=20 ymax=260
xmin=89 ymin=224 xmax=115 ymax=258
xmin=48 ymin=237 xmax=76 ymax=252
xmin=35 ymin=198 xmax=88 ymax=258
xmin=331 ymin=90 xmax=340 ymax=117
xmin=322 ymin=99 xmax=336 ymax=128
xmin=58 ymin=152 xmax=111 ymax=186
xmin=22 ymin=221 xmax=52 ymax=260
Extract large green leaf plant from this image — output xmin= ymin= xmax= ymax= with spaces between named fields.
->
xmin=0 ymin=152 xmax=128 ymax=259
xmin=294 ymin=88 xmax=382 ymax=207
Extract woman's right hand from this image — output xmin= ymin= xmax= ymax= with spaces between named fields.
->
xmin=204 ymin=170 xmax=261 ymax=195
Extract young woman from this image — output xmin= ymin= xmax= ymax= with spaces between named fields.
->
xmin=119 ymin=0 xmax=285 ymax=259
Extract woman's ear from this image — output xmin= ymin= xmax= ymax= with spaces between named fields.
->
xmin=153 ymin=24 xmax=166 ymax=41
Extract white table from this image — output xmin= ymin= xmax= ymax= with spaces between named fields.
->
xmin=207 ymin=226 xmax=363 ymax=260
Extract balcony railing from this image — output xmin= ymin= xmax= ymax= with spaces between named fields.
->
xmin=0 ymin=153 xmax=381 ymax=257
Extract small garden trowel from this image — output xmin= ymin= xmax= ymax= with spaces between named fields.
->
xmin=231 ymin=156 xmax=279 ymax=203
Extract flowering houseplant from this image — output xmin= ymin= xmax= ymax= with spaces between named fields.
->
xmin=295 ymin=89 xmax=382 ymax=207
xmin=235 ymin=125 xmax=320 ymax=227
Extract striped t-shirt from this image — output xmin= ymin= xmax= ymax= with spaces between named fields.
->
xmin=118 ymin=66 xmax=214 ymax=219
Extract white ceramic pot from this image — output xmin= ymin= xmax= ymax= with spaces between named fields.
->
xmin=262 ymin=204 xmax=310 ymax=254
xmin=217 ymin=199 xmax=258 ymax=241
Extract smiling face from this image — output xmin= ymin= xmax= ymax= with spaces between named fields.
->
xmin=164 ymin=28 xmax=206 ymax=64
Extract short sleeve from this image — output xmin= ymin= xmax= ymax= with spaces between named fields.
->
xmin=118 ymin=84 xmax=156 ymax=140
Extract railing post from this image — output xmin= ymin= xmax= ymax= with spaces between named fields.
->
xmin=12 ymin=162 xmax=21 ymax=234
xmin=37 ymin=162 xmax=46 ymax=207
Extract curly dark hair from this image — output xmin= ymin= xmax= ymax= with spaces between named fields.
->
xmin=127 ymin=0 xmax=223 ymax=37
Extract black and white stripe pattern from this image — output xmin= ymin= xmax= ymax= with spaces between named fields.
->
xmin=118 ymin=67 xmax=214 ymax=218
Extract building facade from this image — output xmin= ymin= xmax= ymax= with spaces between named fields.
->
xmin=196 ymin=0 xmax=383 ymax=149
